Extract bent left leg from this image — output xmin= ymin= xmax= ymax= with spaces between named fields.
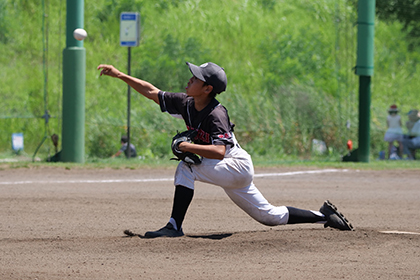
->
xmin=144 ymin=185 xmax=192 ymax=238
xmin=170 ymin=185 xmax=194 ymax=230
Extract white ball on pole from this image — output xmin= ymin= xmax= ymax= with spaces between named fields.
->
xmin=73 ymin=28 xmax=88 ymax=41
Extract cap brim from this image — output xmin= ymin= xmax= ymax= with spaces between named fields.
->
xmin=186 ymin=62 xmax=206 ymax=82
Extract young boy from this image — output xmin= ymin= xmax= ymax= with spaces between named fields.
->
xmin=111 ymin=135 xmax=137 ymax=158
xmin=97 ymin=62 xmax=353 ymax=238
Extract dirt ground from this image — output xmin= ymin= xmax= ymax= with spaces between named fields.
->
xmin=0 ymin=166 xmax=419 ymax=279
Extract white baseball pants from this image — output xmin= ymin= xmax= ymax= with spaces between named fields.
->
xmin=174 ymin=145 xmax=289 ymax=226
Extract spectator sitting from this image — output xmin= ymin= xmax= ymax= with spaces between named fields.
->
xmin=112 ymin=135 xmax=137 ymax=158
xmin=402 ymin=111 xmax=420 ymax=160
xmin=384 ymin=104 xmax=403 ymax=159
xmin=406 ymin=109 xmax=420 ymax=135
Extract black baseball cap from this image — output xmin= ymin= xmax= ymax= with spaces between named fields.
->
xmin=186 ymin=62 xmax=227 ymax=94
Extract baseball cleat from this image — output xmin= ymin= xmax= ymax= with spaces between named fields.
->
xmin=320 ymin=200 xmax=354 ymax=231
xmin=144 ymin=222 xmax=184 ymax=238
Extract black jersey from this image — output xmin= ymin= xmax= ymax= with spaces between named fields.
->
xmin=158 ymin=91 xmax=235 ymax=147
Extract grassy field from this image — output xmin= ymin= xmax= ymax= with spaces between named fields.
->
xmin=1 ymin=0 xmax=420 ymax=160
xmin=1 ymin=150 xmax=420 ymax=171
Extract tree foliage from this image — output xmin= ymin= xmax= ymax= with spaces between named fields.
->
xmin=1 ymin=0 xmax=419 ymax=160
xmin=375 ymin=0 xmax=420 ymax=49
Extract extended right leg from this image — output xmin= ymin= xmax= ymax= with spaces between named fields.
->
xmin=224 ymin=183 xmax=353 ymax=230
xmin=223 ymin=183 xmax=289 ymax=226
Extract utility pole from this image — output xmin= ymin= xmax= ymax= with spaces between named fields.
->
xmin=344 ymin=0 xmax=375 ymax=162
xmin=61 ymin=0 xmax=86 ymax=162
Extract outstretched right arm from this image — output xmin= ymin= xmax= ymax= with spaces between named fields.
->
xmin=97 ymin=64 xmax=160 ymax=104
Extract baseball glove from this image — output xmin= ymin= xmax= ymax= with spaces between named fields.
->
xmin=171 ymin=130 xmax=202 ymax=165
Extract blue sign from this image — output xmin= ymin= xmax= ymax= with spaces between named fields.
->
xmin=12 ymin=133 xmax=24 ymax=152
xmin=120 ymin=12 xmax=140 ymax=47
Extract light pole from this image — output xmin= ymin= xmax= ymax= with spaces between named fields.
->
xmin=61 ymin=0 xmax=86 ymax=162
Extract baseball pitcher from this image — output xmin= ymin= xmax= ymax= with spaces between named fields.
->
xmin=97 ymin=62 xmax=353 ymax=238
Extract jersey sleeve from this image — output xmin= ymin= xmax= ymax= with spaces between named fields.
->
xmin=205 ymin=106 xmax=235 ymax=147
xmin=158 ymin=91 xmax=189 ymax=119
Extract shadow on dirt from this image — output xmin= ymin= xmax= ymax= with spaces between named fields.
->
xmin=122 ymin=229 xmax=232 ymax=240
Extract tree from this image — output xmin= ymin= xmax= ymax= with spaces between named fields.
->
xmin=348 ymin=0 xmax=420 ymax=49
xmin=375 ymin=0 xmax=420 ymax=49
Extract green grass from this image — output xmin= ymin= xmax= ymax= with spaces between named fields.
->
xmin=252 ymin=157 xmax=420 ymax=170
xmin=1 ymin=151 xmax=419 ymax=171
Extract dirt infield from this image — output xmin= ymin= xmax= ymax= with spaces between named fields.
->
xmin=1 ymin=166 xmax=419 ymax=279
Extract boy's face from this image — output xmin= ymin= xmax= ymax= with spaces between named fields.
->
xmin=186 ymin=76 xmax=212 ymax=97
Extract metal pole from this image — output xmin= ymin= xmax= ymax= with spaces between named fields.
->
xmin=127 ymin=47 xmax=131 ymax=158
xmin=350 ymin=0 xmax=375 ymax=162
xmin=358 ymin=76 xmax=371 ymax=162
xmin=61 ymin=0 xmax=85 ymax=162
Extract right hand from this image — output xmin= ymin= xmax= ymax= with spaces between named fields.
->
xmin=97 ymin=64 xmax=121 ymax=78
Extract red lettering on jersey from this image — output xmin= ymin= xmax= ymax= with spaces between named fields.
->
xmin=185 ymin=126 xmax=231 ymax=143
xmin=186 ymin=126 xmax=210 ymax=143
xmin=196 ymin=129 xmax=206 ymax=143
xmin=217 ymin=132 xmax=231 ymax=139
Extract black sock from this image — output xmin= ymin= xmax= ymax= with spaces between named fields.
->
xmin=170 ymin=185 xmax=194 ymax=230
xmin=286 ymin=206 xmax=326 ymax=224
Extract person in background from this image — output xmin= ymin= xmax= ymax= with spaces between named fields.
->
xmin=112 ymin=135 xmax=137 ymax=158
xmin=406 ymin=109 xmax=420 ymax=135
xmin=402 ymin=110 xmax=420 ymax=160
xmin=384 ymin=104 xmax=403 ymax=159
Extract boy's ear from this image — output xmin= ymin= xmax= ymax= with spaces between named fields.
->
xmin=205 ymin=84 xmax=213 ymax=94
